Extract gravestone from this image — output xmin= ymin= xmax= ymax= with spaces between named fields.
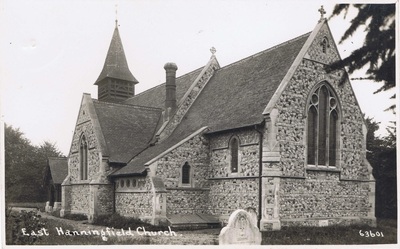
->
xmin=219 ymin=209 xmax=262 ymax=245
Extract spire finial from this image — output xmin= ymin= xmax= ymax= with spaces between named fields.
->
xmin=115 ymin=4 xmax=119 ymax=28
xmin=318 ymin=5 xmax=326 ymax=22
xmin=210 ymin=47 xmax=216 ymax=58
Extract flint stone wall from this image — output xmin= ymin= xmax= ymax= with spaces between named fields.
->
xmin=150 ymin=133 xmax=211 ymax=215
xmin=279 ymin=176 xmax=371 ymax=220
xmin=70 ymin=185 xmax=90 ymax=213
xmin=208 ymin=178 xmax=259 ymax=217
xmin=154 ymin=134 xmax=210 ymax=188
xmin=115 ymin=177 xmax=153 ymax=217
xmin=209 ymin=129 xmax=260 ymax=178
xmin=96 ymin=184 xmax=114 ymax=214
xmin=273 ymin=24 xmax=367 ymax=179
xmin=67 ymin=103 xmax=103 ymax=215
xmin=166 ymin=189 xmax=210 ymax=215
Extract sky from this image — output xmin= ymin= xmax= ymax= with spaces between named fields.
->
xmin=0 ymin=0 xmax=397 ymax=156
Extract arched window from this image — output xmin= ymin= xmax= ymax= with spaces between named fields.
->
xmin=321 ymin=37 xmax=329 ymax=54
xmin=182 ymin=162 xmax=191 ymax=185
xmin=79 ymin=135 xmax=88 ymax=180
xmin=307 ymin=83 xmax=339 ymax=167
xmin=230 ymin=137 xmax=239 ymax=173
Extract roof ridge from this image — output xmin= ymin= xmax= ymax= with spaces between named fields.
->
xmin=92 ymin=99 xmax=163 ymax=111
xmin=125 ymin=66 xmax=205 ymax=100
xmin=220 ymin=32 xmax=312 ymax=71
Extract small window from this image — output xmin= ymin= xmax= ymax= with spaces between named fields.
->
xmin=131 ymin=179 xmax=137 ymax=187
xmin=126 ymin=179 xmax=131 ymax=188
xmin=230 ymin=137 xmax=239 ymax=173
xmin=321 ymin=37 xmax=329 ymax=53
xmin=121 ymin=179 xmax=125 ymax=188
xmin=182 ymin=162 xmax=191 ymax=185
xmin=79 ymin=135 xmax=88 ymax=180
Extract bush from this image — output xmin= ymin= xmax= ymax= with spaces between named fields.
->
xmin=93 ymin=213 xmax=168 ymax=230
xmin=6 ymin=208 xmax=46 ymax=245
xmin=63 ymin=213 xmax=88 ymax=221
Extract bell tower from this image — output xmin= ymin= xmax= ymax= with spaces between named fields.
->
xmin=94 ymin=20 xmax=138 ymax=103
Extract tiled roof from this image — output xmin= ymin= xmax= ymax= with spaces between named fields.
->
xmin=92 ymin=100 xmax=162 ymax=163
xmin=48 ymin=157 xmax=68 ymax=184
xmin=112 ymin=32 xmax=310 ymax=176
xmin=184 ymin=33 xmax=310 ymax=133
xmin=123 ymin=67 xmax=204 ymax=108
xmin=95 ymin=26 xmax=138 ymax=84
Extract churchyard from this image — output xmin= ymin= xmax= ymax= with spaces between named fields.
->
xmin=6 ymin=206 xmax=397 ymax=245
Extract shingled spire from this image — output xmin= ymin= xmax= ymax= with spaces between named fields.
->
xmin=95 ymin=20 xmax=139 ymax=103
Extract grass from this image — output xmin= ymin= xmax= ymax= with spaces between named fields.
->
xmin=261 ymin=219 xmax=397 ymax=245
xmin=14 ymin=213 xmax=397 ymax=245
xmin=92 ymin=213 xmax=169 ymax=230
xmin=36 ymin=218 xmax=150 ymax=245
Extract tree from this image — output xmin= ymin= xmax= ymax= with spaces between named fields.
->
xmin=329 ymin=4 xmax=395 ymax=110
xmin=5 ymin=124 xmax=64 ymax=203
xmin=365 ymin=118 xmax=397 ymax=218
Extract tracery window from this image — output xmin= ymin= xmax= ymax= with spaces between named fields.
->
xmin=230 ymin=136 xmax=239 ymax=173
xmin=307 ymin=83 xmax=339 ymax=167
xmin=182 ymin=162 xmax=191 ymax=185
xmin=79 ymin=135 xmax=88 ymax=180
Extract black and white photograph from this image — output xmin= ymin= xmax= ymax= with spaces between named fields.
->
xmin=0 ymin=0 xmax=397 ymax=247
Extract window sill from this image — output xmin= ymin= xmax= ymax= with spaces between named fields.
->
xmin=306 ymin=166 xmax=341 ymax=173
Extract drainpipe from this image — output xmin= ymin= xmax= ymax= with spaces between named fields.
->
xmin=254 ymin=124 xmax=264 ymax=229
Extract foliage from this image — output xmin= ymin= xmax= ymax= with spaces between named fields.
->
xmin=328 ymin=4 xmax=396 ymax=110
xmin=261 ymin=219 xmax=397 ymax=245
xmin=62 ymin=213 xmax=88 ymax=221
xmin=93 ymin=213 xmax=168 ymax=230
xmin=6 ymin=209 xmax=46 ymax=245
xmin=5 ymin=124 xmax=64 ymax=203
xmin=365 ymin=117 xmax=397 ymax=218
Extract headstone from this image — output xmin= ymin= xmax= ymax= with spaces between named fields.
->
xmin=53 ymin=202 xmax=62 ymax=211
xmin=45 ymin=201 xmax=52 ymax=213
xmin=219 ymin=209 xmax=262 ymax=245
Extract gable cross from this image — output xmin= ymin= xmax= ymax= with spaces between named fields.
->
xmin=318 ymin=5 xmax=326 ymax=21
xmin=210 ymin=47 xmax=217 ymax=58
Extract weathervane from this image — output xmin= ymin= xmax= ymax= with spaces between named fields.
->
xmin=318 ymin=5 xmax=326 ymax=22
xmin=115 ymin=3 xmax=119 ymax=27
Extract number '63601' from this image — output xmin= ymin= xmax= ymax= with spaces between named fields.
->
xmin=359 ymin=230 xmax=384 ymax=237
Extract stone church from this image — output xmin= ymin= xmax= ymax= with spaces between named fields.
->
xmin=60 ymin=13 xmax=376 ymax=231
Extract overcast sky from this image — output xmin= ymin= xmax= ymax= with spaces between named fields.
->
xmin=0 ymin=0 xmax=397 ymax=156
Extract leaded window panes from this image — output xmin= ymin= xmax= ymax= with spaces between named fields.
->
xmin=79 ymin=135 xmax=88 ymax=180
xmin=230 ymin=137 xmax=239 ymax=173
xmin=307 ymin=83 xmax=339 ymax=167
xmin=182 ymin=162 xmax=191 ymax=184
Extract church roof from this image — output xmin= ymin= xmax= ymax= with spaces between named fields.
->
xmin=48 ymin=157 xmax=68 ymax=184
xmin=123 ymin=66 xmax=205 ymax=108
xmin=112 ymin=32 xmax=310 ymax=176
xmin=95 ymin=23 xmax=138 ymax=85
xmin=92 ymin=100 xmax=162 ymax=163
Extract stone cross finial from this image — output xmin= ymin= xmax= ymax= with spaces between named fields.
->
xmin=210 ymin=47 xmax=216 ymax=56
xmin=318 ymin=5 xmax=326 ymax=21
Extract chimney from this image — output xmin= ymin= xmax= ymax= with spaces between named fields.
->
xmin=164 ymin=62 xmax=178 ymax=116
